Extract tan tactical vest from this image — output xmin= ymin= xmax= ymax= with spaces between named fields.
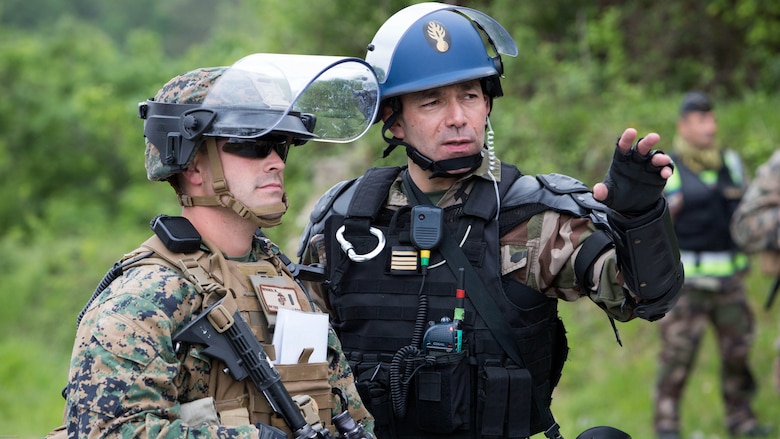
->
xmin=135 ymin=235 xmax=336 ymax=436
xmin=47 ymin=234 xmax=336 ymax=438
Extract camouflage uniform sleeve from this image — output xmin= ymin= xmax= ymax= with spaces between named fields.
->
xmin=300 ymin=233 xmax=333 ymax=314
xmin=731 ymin=149 xmax=780 ymax=252
xmin=326 ymin=326 xmax=376 ymax=437
xmin=501 ymin=210 xmax=634 ymax=322
xmin=65 ymin=264 xmax=261 ymax=438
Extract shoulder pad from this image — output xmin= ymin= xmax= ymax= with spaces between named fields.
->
xmin=502 ymin=172 xmax=608 ymax=219
xmin=309 ymin=177 xmax=359 ymax=224
xmin=537 ymin=173 xmax=590 ymax=194
xmin=297 ymin=177 xmax=360 ymax=259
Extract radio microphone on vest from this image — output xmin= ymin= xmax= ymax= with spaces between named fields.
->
xmin=411 ymin=205 xmax=443 ymax=250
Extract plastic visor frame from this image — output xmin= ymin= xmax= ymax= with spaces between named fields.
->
xmin=202 ymin=53 xmax=381 ymax=144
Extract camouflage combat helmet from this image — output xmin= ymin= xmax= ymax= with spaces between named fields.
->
xmin=138 ymin=53 xmax=380 ymax=228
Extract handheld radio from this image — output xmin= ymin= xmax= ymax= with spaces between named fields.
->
xmin=422 ymin=268 xmax=467 ymax=354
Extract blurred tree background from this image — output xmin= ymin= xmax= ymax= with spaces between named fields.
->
xmin=1 ymin=0 xmax=778 ymax=437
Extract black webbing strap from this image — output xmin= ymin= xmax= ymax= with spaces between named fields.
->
xmin=573 ymin=229 xmax=613 ymax=291
xmin=437 ymin=225 xmax=562 ymax=438
xmin=573 ymin=228 xmax=624 ymax=347
xmin=348 ymin=166 xmax=404 ymax=219
xmin=329 ymin=166 xmax=404 ymax=289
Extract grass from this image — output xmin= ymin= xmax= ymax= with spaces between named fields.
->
xmin=554 ymin=269 xmax=778 ymax=438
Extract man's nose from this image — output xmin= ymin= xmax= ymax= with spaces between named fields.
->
xmin=445 ymin=102 xmax=468 ymax=127
xmin=264 ymin=149 xmax=286 ymax=171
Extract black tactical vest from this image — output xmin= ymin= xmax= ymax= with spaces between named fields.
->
xmin=671 ymin=153 xmax=743 ymax=252
xmin=318 ymin=164 xmax=575 ymax=439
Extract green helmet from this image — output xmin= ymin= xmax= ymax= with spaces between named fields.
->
xmin=138 ymin=54 xmax=379 ymax=228
xmin=140 ymin=53 xmax=380 ymax=182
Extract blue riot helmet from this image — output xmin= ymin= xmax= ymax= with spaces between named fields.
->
xmin=367 ymin=2 xmax=517 ymax=100
xmin=139 ymin=53 xmax=379 ymax=228
xmin=364 ymin=2 xmax=518 ymax=177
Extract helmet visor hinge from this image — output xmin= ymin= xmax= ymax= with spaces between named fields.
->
xmin=180 ymin=108 xmax=217 ymax=141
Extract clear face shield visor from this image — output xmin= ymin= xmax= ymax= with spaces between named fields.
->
xmin=202 ymin=53 xmax=380 ymax=143
xmin=139 ymin=53 xmax=380 ymax=173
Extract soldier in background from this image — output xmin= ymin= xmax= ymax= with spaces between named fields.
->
xmin=731 ymin=148 xmax=780 ymax=397
xmin=653 ymin=91 xmax=771 ymax=439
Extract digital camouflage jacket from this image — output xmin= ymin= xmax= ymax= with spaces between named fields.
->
xmin=63 ymin=233 xmax=374 ymax=438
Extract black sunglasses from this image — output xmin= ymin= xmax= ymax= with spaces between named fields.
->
xmin=222 ymin=137 xmax=291 ymax=162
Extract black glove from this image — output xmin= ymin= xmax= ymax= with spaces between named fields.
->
xmin=601 ymin=137 xmax=670 ymax=216
xmin=255 ymin=423 xmax=287 ymax=439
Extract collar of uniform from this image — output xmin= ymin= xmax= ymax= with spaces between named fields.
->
xmin=250 ymin=234 xmax=280 ymax=262
xmin=473 ymin=152 xmax=502 ymax=183
xmin=387 ymin=153 xmax=503 ymax=207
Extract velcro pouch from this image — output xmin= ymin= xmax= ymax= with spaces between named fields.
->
xmin=415 ymin=350 xmax=471 ymax=433
xmin=252 ymin=361 xmax=334 ymax=435
xmin=479 ymin=364 xmax=532 ymax=438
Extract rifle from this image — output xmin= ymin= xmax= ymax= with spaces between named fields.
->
xmin=174 ymin=298 xmax=371 ymax=439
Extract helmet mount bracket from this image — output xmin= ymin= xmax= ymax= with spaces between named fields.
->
xmin=180 ymin=108 xmax=217 ymax=140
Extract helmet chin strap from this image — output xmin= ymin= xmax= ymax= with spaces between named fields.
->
xmin=381 ymin=112 xmax=484 ymax=179
xmin=406 ymin=146 xmax=484 ymax=179
xmin=177 ymin=138 xmax=288 ymax=229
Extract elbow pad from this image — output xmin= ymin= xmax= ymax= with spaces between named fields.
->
xmin=608 ymin=198 xmax=684 ymax=321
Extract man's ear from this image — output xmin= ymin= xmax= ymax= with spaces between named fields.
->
xmin=181 ymin=152 xmax=205 ymax=186
xmin=380 ymin=104 xmax=394 ymax=124
xmin=383 ymin=106 xmax=405 ymax=139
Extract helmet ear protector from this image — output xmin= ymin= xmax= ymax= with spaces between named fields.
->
xmin=138 ymin=103 xmax=214 ymax=175
xmin=482 ymin=74 xmax=503 ymax=99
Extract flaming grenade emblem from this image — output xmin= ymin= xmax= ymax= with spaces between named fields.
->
xmin=427 ymin=21 xmax=449 ymax=52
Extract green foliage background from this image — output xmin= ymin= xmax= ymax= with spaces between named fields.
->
xmin=1 ymin=0 xmax=778 ymax=437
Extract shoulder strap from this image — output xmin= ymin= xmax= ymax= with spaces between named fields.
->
xmin=298 ymin=166 xmax=404 ymax=261
xmin=140 ymin=236 xmax=228 ymax=298
xmin=461 ymin=163 xmax=522 ymax=220
xmin=347 ymin=166 xmax=404 ymax=218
